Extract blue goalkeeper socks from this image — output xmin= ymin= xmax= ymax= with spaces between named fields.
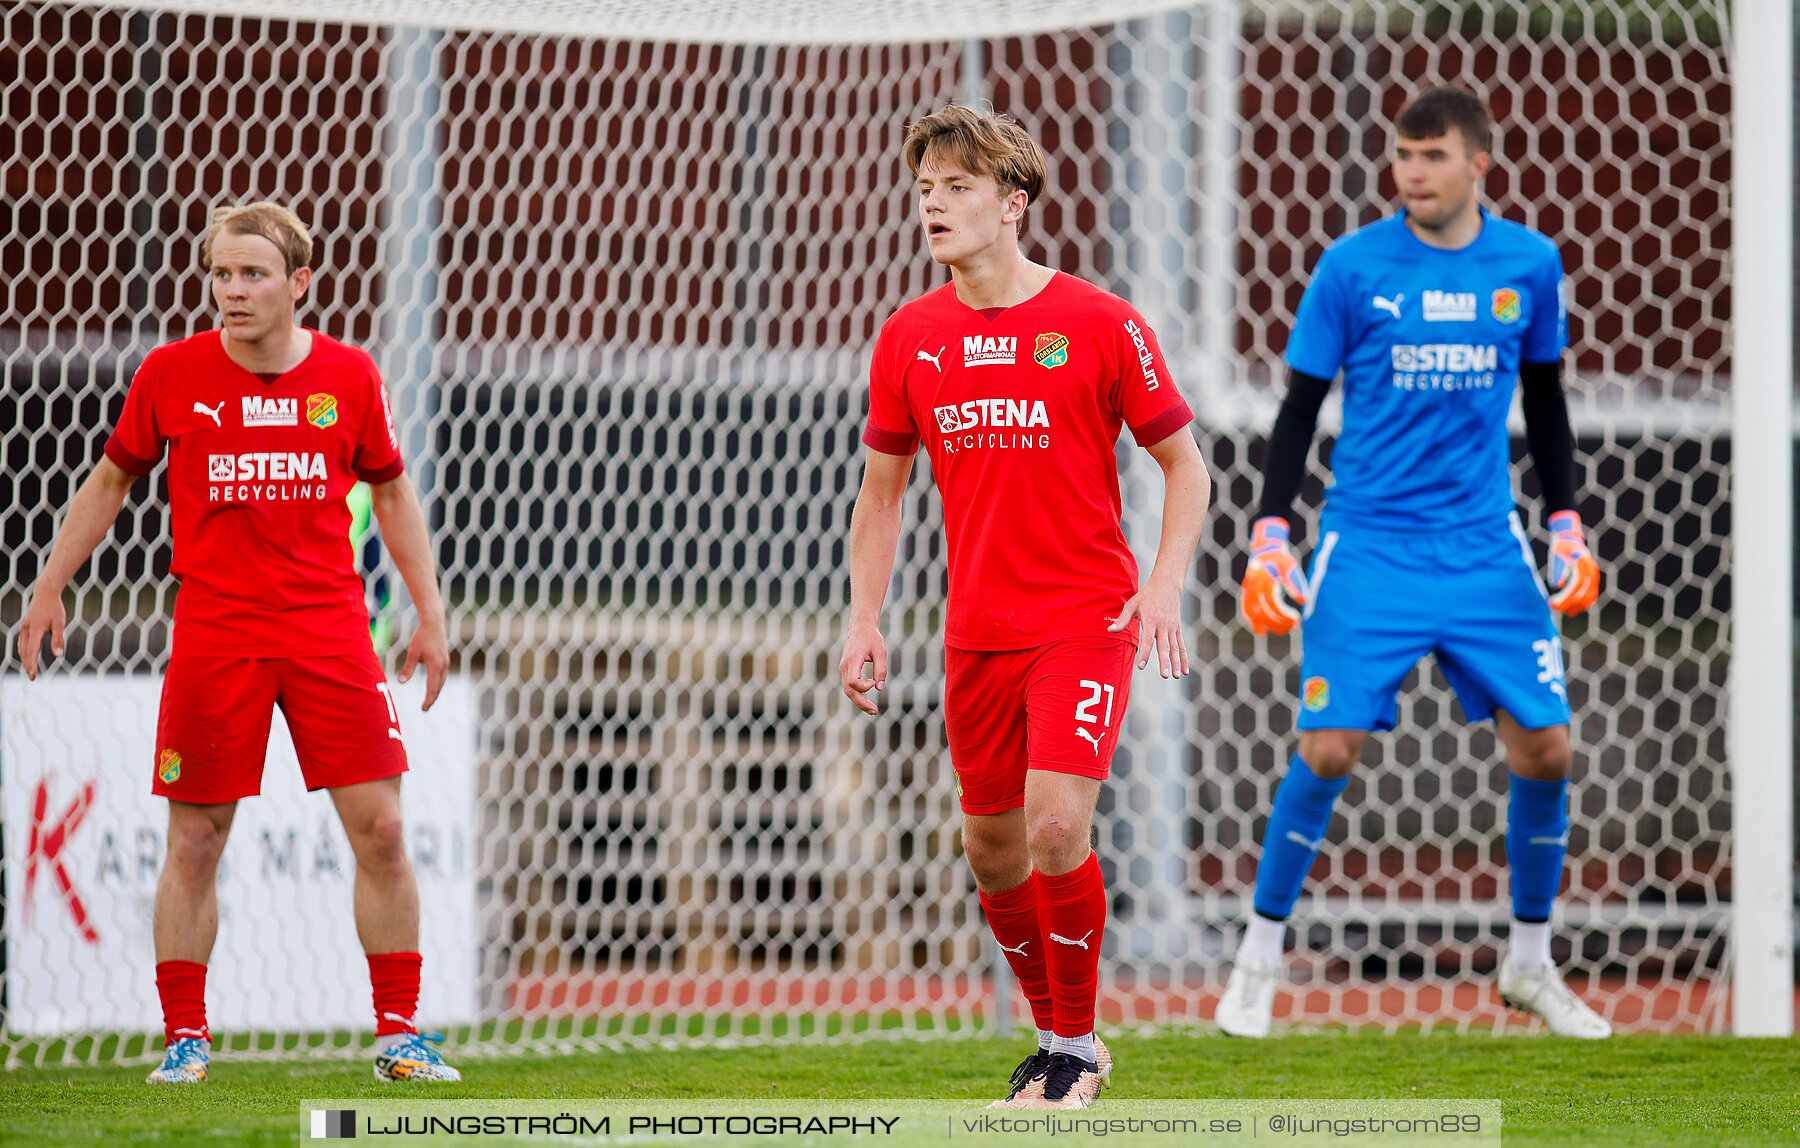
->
xmin=1251 ymin=753 xmax=1351 ymax=920
xmin=1506 ymin=773 xmax=1569 ymax=922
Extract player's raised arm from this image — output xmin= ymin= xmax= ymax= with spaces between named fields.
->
xmin=368 ymin=472 xmax=449 ymax=710
xmin=16 ymin=457 xmax=139 ymax=679
xmin=1108 ymin=426 xmax=1210 ymax=677
xmin=838 ymin=447 xmax=914 ymax=714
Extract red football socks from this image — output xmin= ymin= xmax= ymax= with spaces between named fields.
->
xmin=1039 ymin=851 xmax=1106 ymax=1036
xmin=369 ymin=951 xmax=422 ymax=1036
xmin=980 ymin=872 xmax=1055 ymax=1031
xmin=155 ymin=960 xmax=209 ymax=1045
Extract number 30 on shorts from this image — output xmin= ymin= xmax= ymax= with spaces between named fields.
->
xmin=1532 ymin=639 xmax=1567 ymax=699
xmin=1074 ymin=680 xmax=1117 ymax=728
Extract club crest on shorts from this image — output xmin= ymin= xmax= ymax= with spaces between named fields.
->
xmin=306 ymin=393 xmax=339 ymax=429
xmin=157 ymin=748 xmax=182 ymax=783
xmin=1033 ymin=332 xmax=1070 ymax=369
xmin=1302 ymin=677 xmax=1330 ymax=711
xmin=1491 ymin=288 xmax=1522 ymax=324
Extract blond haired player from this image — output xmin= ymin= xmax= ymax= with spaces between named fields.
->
xmin=17 ymin=203 xmax=461 ymax=1083
xmin=839 ymin=106 xmax=1211 ymax=1109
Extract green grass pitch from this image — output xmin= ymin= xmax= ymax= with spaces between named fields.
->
xmin=2 ymin=1032 xmax=1796 ymax=1146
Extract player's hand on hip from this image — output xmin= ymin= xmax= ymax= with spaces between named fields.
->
xmin=1110 ymin=580 xmax=1190 ymax=678
xmin=16 ymin=585 xmax=68 ymax=681
xmin=1546 ymin=509 xmax=1601 ymax=615
xmin=1240 ymin=516 xmax=1307 ymax=636
xmin=399 ymin=614 xmax=449 ymax=710
xmin=838 ymin=626 xmax=888 ymax=715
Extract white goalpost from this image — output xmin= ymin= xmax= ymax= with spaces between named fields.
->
xmin=0 ymin=0 xmax=1780 ymax=1065
xmin=1728 ymin=0 xmax=1795 ymax=1040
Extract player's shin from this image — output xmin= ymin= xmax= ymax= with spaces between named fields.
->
xmin=1251 ymin=753 xmax=1351 ymax=924
xmin=155 ymin=960 xmax=210 ymax=1045
xmin=369 ymin=951 xmax=423 ymax=1045
xmin=979 ymin=873 xmax=1055 ymax=1036
xmin=1038 ymin=852 xmax=1105 ymax=1060
xmin=1505 ymin=774 xmax=1570 ymax=973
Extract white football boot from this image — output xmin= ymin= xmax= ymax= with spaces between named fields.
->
xmin=1498 ymin=958 xmax=1613 ymax=1039
xmin=1215 ymin=956 xmax=1279 ymax=1038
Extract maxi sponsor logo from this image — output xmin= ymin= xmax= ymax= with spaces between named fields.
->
xmin=208 ymin=452 xmax=329 ymax=501
xmin=242 ymin=395 xmax=299 ymax=426
xmin=1421 ymin=290 xmax=1477 ymax=322
xmin=962 ymin=335 xmax=1016 ymax=367
xmin=1389 ymin=343 xmax=1500 ymax=391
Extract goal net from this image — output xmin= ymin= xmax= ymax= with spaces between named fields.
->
xmin=1 ymin=0 xmax=1733 ymax=1065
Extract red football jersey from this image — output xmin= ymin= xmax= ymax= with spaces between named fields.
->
xmin=863 ymin=272 xmax=1194 ymax=651
xmin=104 ymin=329 xmax=405 ymax=656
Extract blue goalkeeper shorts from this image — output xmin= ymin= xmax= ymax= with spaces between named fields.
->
xmin=1295 ymin=511 xmax=1572 ymax=732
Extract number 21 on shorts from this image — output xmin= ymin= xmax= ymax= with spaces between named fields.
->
xmin=375 ymin=681 xmax=405 ymax=741
xmin=1075 ymin=680 xmax=1116 ymax=726
xmin=1072 ymin=679 xmax=1116 ymax=756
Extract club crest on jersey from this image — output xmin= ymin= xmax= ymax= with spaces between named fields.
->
xmin=963 ymin=335 xmax=1016 ymax=367
xmin=1033 ymin=332 xmax=1070 ymax=369
xmin=1302 ymin=677 xmax=1330 ymax=711
xmin=242 ymin=395 xmax=298 ymax=427
xmin=158 ymin=748 xmax=182 ymax=784
xmin=306 ymin=393 xmax=339 ymax=429
xmin=1492 ymin=288 xmax=1522 ymax=324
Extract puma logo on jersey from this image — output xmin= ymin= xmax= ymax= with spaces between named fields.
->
xmin=192 ymin=401 xmax=223 ymax=426
xmin=1372 ymin=294 xmax=1404 ymax=319
xmin=998 ymin=940 xmax=1030 ymax=957
xmin=1285 ymin=830 xmax=1324 ymax=851
xmin=1074 ymin=727 xmax=1102 ymax=755
xmin=1050 ymin=930 xmax=1095 ymax=950
xmin=917 ymin=346 xmax=945 ymax=372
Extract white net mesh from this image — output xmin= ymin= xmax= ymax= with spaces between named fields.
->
xmin=1 ymin=0 xmax=1733 ymax=1065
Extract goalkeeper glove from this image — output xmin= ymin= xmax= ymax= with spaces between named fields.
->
xmin=1546 ymin=509 xmax=1600 ymax=615
xmin=1240 ymin=516 xmax=1307 ymax=636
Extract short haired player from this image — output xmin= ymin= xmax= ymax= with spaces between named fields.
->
xmin=839 ymin=106 xmax=1211 ymax=1107
xmin=1217 ymin=88 xmax=1609 ymax=1039
xmin=17 ymin=203 xmax=462 ymax=1082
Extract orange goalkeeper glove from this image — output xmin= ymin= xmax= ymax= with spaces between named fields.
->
xmin=1240 ymin=516 xmax=1307 ymax=636
xmin=1547 ymin=509 xmax=1600 ymax=615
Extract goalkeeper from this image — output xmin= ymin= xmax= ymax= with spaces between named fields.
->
xmin=1220 ymin=88 xmax=1608 ymax=1040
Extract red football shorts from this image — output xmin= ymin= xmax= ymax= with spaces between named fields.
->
xmin=152 ymin=647 xmax=409 ymax=803
xmin=944 ymin=635 xmax=1137 ymax=815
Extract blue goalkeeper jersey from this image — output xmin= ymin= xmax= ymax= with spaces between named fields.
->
xmin=1283 ymin=208 xmax=1567 ymax=531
